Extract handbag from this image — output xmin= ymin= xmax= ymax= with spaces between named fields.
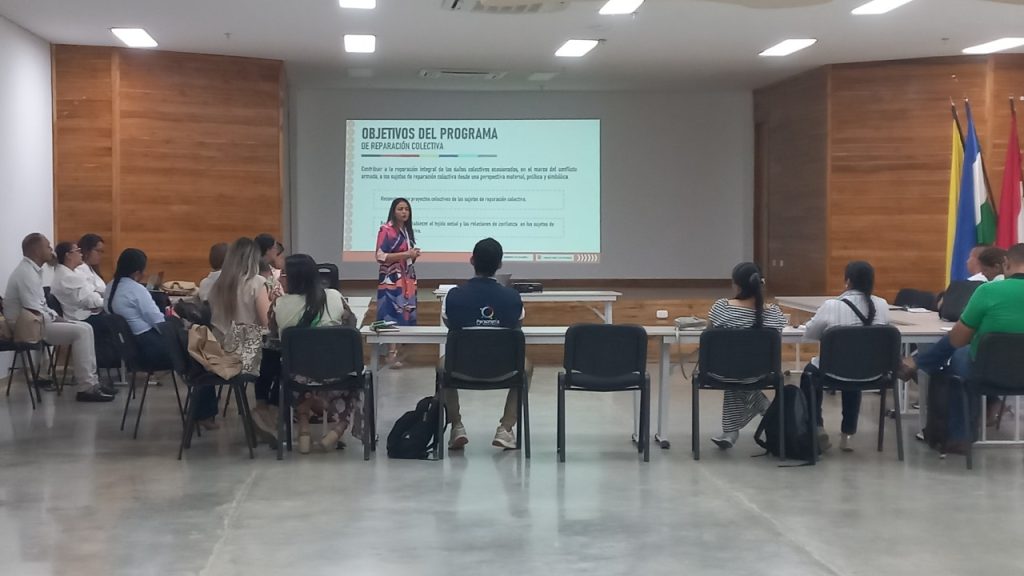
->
xmin=187 ymin=324 xmax=241 ymax=380
xmin=162 ymin=281 xmax=198 ymax=297
xmin=13 ymin=310 xmax=44 ymax=344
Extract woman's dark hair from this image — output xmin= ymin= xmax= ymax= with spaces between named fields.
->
xmin=78 ymin=233 xmax=104 ymax=277
xmin=731 ymin=262 xmax=765 ymax=328
xmin=55 ymin=242 xmax=76 ymax=266
xmin=107 ymin=248 xmax=148 ymax=313
xmin=255 ymin=233 xmax=276 ymax=257
xmin=845 ymin=260 xmax=876 ymax=324
xmin=285 ymin=254 xmax=326 ymax=328
xmin=386 ymin=198 xmax=416 ymax=245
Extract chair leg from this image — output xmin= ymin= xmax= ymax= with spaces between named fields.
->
xmin=368 ymin=375 xmax=377 ymax=452
xmin=778 ymin=382 xmax=786 ymax=461
xmin=363 ymin=380 xmax=372 ymax=461
xmin=435 ymin=384 xmax=446 ymax=460
xmin=121 ymin=371 xmax=138 ymax=431
xmin=59 ymin=345 xmax=71 ymax=395
xmin=522 ymin=381 xmax=530 ymax=460
xmin=178 ymin=386 xmax=197 ymax=460
xmin=235 ymin=383 xmax=256 ymax=459
xmin=5 ymin=351 xmax=17 ymax=397
xmin=963 ymin=386 xmax=974 ymax=470
xmin=641 ymin=384 xmax=651 ymax=463
xmin=515 ymin=385 xmax=523 ymax=451
xmin=285 ymin=387 xmax=293 ymax=452
xmin=133 ymin=372 xmax=154 ymax=439
xmin=891 ymin=382 xmax=905 ymax=461
xmin=277 ymin=380 xmax=287 ymax=460
xmin=995 ymin=396 xmax=1007 ymax=431
xmin=221 ymin=385 xmax=232 ymax=417
xmin=808 ymin=383 xmax=819 ymax=465
xmin=557 ymin=382 xmax=565 ymax=463
xmin=878 ymin=385 xmax=887 ymax=452
xmin=25 ymin=352 xmax=41 ymax=407
xmin=171 ymin=372 xmax=184 ymax=423
xmin=691 ymin=382 xmax=700 ymax=461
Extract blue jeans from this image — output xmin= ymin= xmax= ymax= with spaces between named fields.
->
xmin=916 ymin=335 xmax=956 ymax=374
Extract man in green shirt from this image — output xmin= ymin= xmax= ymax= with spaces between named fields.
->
xmin=946 ymin=243 xmax=1024 ymax=445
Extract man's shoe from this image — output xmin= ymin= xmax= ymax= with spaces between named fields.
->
xmin=76 ymin=388 xmax=114 ymax=402
xmin=100 ymin=383 xmax=119 ymax=396
xmin=492 ymin=425 xmax=517 ymax=450
xmin=449 ymin=424 xmax=469 ymax=450
xmin=840 ymin=434 xmax=854 ymax=452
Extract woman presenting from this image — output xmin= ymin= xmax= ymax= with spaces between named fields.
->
xmin=376 ymin=198 xmax=420 ymax=364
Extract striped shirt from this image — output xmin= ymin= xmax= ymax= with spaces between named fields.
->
xmin=708 ymin=299 xmax=787 ymax=332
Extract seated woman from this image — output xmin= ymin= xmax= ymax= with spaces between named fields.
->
xmin=800 ymin=261 xmax=890 ymax=453
xmin=107 ymin=248 xmax=219 ymax=429
xmin=52 ymin=241 xmax=104 ymax=321
xmin=707 ymin=262 xmax=787 ymax=449
xmin=272 ymin=254 xmax=359 ymax=455
xmin=76 ymin=233 xmax=107 ymax=296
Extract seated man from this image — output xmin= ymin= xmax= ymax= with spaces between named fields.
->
xmin=198 ymin=242 xmax=228 ymax=302
xmin=440 ymin=238 xmax=530 ymax=451
xmin=4 ymin=233 xmax=114 ymax=402
xmin=910 ymin=243 xmax=1024 ymax=452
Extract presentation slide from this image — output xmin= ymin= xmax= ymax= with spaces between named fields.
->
xmin=342 ymin=119 xmax=600 ymax=264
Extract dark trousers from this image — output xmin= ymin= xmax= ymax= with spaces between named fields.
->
xmin=800 ymin=363 xmax=863 ymax=435
xmin=138 ymin=327 xmax=217 ymax=421
xmin=255 ymin=348 xmax=280 ymax=406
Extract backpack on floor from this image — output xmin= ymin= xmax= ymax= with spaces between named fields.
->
xmin=387 ymin=396 xmax=441 ymax=460
xmin=754 ymin=384 xmax=816 ymax=462
xmin=923 ymin=370 xmax=951 ymax=451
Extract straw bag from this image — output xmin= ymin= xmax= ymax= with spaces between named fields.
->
xmin=187 ymin=325 xmax=241 ymax=380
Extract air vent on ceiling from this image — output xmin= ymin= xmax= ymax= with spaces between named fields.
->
xmin=442 ymin=0 xmax=571 ymax=14
xmin=420 ymin=69 xmax=508 ymax=81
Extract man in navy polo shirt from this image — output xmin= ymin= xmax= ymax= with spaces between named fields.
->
xmin=441 ymin=238 xmax=530 ymax=451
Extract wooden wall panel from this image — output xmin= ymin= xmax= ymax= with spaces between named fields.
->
xmin=753 ymin=68 xmax=829 ymax=296
xmin=827 ymin=57 xmax=991 ymax=298
xmin=53 ymin=46 xmax=284 ymax=282
xmin=52 ymin=46 xmax=114 ymax=277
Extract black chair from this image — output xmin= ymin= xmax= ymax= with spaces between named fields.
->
xmin=692 ymin=328 xmax=784 ymax=461
xmin=43 ymin=291 xmax=74 ymax=393
xmin=807 ymin=325 xmax=903 ymax=464
xmin=161 ymin=317 xmax=258 ymax=459
xmin=279 ymin=326 xmax=376 ymax=460
xmin=316 ymin=263 xmax=340 ymax=291
xmin=894 ymin=289 xmax=937 ymax=312
xmin=436 ymin=328 xmax=529 ymax=459
xmin=110 ymin=315 xmax=183 ymax=439
xmin=956 ymin=333 xmax=1024 ymax=470
xmin=939 ymin=280 xmax=983 ymax=322
xmin=558 ymin=324 xmax=650 ymax=462
xmin=2 ymin=295 xmax=46 ymax=408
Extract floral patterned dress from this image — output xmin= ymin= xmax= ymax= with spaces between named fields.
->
xmin=375 ymin=222 xmax=417 ymax=325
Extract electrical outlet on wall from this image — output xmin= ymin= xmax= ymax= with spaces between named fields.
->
xmin=656 ymin=310 xmax=669 ymax=319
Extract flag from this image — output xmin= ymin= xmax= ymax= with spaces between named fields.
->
xmin=946 ymin=115 xmax=964 ymax=286
xmin=951 ymin=102 xmax=997 ymax=281
xmin=996 ymin=103 xmax=1023 ymax=248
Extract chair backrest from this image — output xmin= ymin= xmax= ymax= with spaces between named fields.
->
xmin=939 ymin=280 xmax=983 ymax=321
xmin=317 ymin=263 xmax=340 ymax=291
xmin=564 ymin=324 xmax=647 ymax=377
xmin=280 ymin=325 xmax=364 ymax=384
xmin=894 ymin=288 xmax=937 ymax=311
xmin=45 ymin=292 xmax=65 ymax=318
xmin=444 ymin=328 xmax=525 ymax=385
xmin=972 ymin=333 xmax=1024 ymax=392
xmin=698 ymin=328 xmax=781 ymax=386
xmin=107 ymin=313 xmax=141 ymax=370
xmin=819 ymin=325 xmax=901 ymax=383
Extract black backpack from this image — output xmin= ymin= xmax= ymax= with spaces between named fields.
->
xmin=755 ymin=385 xmax=816 ymax=462
xmin=923 ymin=369 xmax=951 ymax=451
xmin=387 ymin=396 xmax=441 ymax=460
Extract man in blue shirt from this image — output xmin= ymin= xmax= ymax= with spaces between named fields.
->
xmin=440 ymin=238 xmax=529 ymax=451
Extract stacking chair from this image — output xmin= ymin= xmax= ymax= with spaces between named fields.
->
xmin=162 ymin=317 xmax=258 ymax=459
xmin=2 ymin=295 xmax=45 ymax=408
xmin=692 ymin=328 xmax=784 ymax=461
xmin=893 ymin=289 xmax=938 ymax=311
xmin=807 ymin=325 xmax=903 ymax=464
xmin=316 ymin=263 xmax=340 ymax=291
xmin=111 ymin=315 xmax=183 ymax=439
xmin=279 ymin=325 xmax=375 ymax=460
xmin=956 ymin=333 xmax=1024 ymax=470
xmin=557 ymin=324 xmax=650 ymax=462
xmin=435 ymin=328 xmax=529 ymax=459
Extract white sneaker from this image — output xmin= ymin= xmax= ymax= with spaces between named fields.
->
xmin=840 ymin=433 xmax=854 ymax=452
xmin=492 ymin=425 xmax=517 ymax=450
xmin=711 ymin=430 xmax=739 ymax=450
xmin=449 ymin=424 xmax=468 ymax=450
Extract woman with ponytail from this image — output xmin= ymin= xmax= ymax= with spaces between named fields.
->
xmin=706 ymin=262 xmax=788 ymax=449
xmin=802 ymin=261 xmax=890 ymax=452
xmin=107 ymin=248 xmax=219 ymax=429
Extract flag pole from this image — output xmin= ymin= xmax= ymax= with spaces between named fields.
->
xmin=965 ymin=98 xmax=998 ymax=219
xmin=951 ymin=97 xmax=965 ymax=146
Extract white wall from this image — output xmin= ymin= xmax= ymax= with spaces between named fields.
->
xmin=290 ymin=87 xmax=753 ymax=280
xmin=0 ymin=16 xmax=52 ymax=285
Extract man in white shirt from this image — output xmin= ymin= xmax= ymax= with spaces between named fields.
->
xmin=4 ymin=234 xmax=114 ymax=402
xmin=967 ymin=246 xmax=1006 ymax=283
xmin=52 ymin=242 xmax=104 ymax=321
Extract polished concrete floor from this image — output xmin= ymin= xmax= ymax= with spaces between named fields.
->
xmin=2 ymin=365 xmax=1023 ymax=576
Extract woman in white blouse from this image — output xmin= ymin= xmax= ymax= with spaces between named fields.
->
xmin=52 ymin=241 xmax=104 ymax=321
xmin=75 ymin=233 xmax=107 ymax=296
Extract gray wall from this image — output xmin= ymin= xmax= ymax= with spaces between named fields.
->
xmin=290 ymin=87 xmax=753 ymax=280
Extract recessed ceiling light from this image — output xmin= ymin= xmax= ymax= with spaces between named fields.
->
xmin=963 ymin=37 xmax=1024 ymax=55
xmin=111 ymin=28 xmax=157 ymax=48
xmin=851 ymin=0 xmax=914 ymax=15
xmin=528 ymin=72 xmax=559 ymax=82
xmin=599 ymin=0 xmax=644 ymax=15
xmin=344 ymin=34 xmax=376 ymax=54
xmin=556 ymin=39 xmax=599 ymax=58
xmin=340 ymin=0 xmax=376 ymax=8
xmin=759 ymin=38 xmax=817 ymax=57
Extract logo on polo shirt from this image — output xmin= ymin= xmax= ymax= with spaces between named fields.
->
xmin=477 ymin=305 xmax=500 ymax=326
